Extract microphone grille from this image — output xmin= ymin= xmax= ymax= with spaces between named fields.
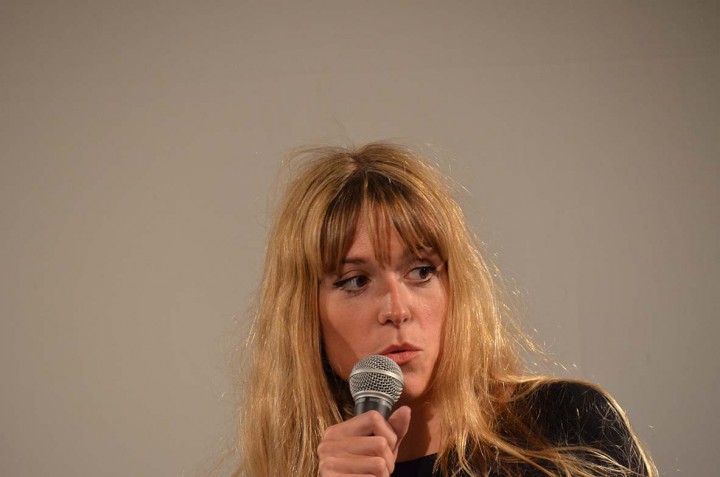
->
xmin=349 ymin=355 xmax=404 ymax=404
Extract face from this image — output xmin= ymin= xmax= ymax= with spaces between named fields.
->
xmin=318 ymin=216 xmax=448 ymax=404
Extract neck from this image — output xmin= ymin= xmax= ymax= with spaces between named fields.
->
xmin=396 ymin=398 xmax=442 ymax=462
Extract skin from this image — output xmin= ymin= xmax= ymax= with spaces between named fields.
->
xmin=317 ymin=216 xmax=448 ymax=476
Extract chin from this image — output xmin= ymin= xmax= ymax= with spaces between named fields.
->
xmin=397 ymin=382 xmax=432 ymax=406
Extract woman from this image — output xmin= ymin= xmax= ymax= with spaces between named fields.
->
xmin=235 ymin=142 xmax=655 ymax=476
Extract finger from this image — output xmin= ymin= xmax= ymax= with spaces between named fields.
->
xmin=387 ymin=406 xmax=412 ymax=453
xmin=318 ymin=454 xmax=391 ymax=477
xmin=324 ymin=411 xmax=399 ymax=448
xmin=318 ymin=435 xmax=395 ymax=465
xmin=357 ymin=411 xmax=400 ymax=450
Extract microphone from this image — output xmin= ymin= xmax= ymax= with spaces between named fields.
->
xmin=349 ymin=355 xmax=404 ymax=419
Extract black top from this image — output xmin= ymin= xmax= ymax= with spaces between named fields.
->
xmin=392 ymin=381 xmax=647 ymax=476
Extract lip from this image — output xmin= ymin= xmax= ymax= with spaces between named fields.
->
xmin=379 ymin=343 xmax=421 ymax=366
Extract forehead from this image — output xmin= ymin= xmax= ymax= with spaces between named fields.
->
xmin=318 ymin=181 xmax=448 ymax=276
xmin=339 ymin=214 xmax=439 ymax=271
xmin=344 ymin=216 xmax=407 ymax=258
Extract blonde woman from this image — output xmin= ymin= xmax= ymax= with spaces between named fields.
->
xmin=235 ymin=142 xmax=655 ymax=476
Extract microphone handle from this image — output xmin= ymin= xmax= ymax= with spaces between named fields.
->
xmin=354 ymin=395 xmax=393 ymax=419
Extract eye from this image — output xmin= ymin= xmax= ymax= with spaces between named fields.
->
xmin=407 ymin=265 xmax=436 ymax=282
xmin=333 ymin=275 xmax=369 ymax=292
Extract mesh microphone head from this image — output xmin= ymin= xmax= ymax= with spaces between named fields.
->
xmin=349 ymin=355 xmax=404 ymax=405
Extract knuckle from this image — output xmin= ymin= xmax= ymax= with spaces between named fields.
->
xmin=369 ymin=435 xmax=388 ymax=454
xmin=317 ymin=456 xmax=336 ymax=472
xmin=369 ymin=456 xmax=387 ymax=475
xmin=385 ymin=431 xmax=397 ymax=448
xmin=316 ymin=441 xmax=329 ymax=456
xmin=322 ymin=423 xmax=339 ymax=439
xmin=367 ymin=410 xmax=384 ymax=425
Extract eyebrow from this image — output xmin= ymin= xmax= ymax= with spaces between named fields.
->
xmin=341 ymin=248 xmax=437 ymax=265
xmin=340 ymin=257 xmax=369 ymax=265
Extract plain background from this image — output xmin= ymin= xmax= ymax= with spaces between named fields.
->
xmin=1 ymin=1 xmax=718 ymax=475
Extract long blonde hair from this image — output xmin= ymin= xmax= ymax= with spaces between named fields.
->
xmin=234 ymin=142 xmax=655 ymax=476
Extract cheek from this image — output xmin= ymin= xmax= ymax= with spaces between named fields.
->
xmin=320 ymin=322 xmax=362 ymax=380
xmin=319 ymin=295 xmax=358 ymax=379
xmin=426 ymin=285 xmax=448 ymax=346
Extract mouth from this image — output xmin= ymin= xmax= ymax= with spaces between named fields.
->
xmin=379 ymin=343 xmax=421 ymax=365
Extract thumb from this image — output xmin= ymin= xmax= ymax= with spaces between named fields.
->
xmin=387 ymin=406 xmax=412 ymax=453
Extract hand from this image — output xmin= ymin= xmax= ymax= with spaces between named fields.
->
xmin=318 ymin=406 xmax=411 ymax=476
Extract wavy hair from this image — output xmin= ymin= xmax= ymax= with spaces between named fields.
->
xmin=233 ymin=142 xmax=656 ymax=476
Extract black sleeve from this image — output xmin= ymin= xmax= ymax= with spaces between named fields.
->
xmin=528 ymin=381 xmax=649 ymax=475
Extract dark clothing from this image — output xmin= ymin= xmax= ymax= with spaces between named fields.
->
xmin=392 ymin=381 xmax=647 ymax=476
xmin=393 ymin=453 xmax=441 ymax=476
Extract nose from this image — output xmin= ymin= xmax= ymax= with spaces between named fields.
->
xmin=378 ymin=279 xmax=410 ymax=326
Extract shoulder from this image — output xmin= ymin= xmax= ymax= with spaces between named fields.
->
xmin=520 ymin=379 xmax=626 ymax=444
xmin=512 ymin=379 xmax=650 ymax=473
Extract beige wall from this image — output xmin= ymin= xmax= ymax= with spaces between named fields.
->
xmin=1 ymin=1 xmax=717 ymax=475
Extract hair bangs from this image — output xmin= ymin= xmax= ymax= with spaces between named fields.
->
xmin=320 ymin=170 xmax=449 ymax=276
xmin=318 ymin=176 xmax=363 ymax=277
xmin=366 ymin=177 xmax=449 ymax=265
